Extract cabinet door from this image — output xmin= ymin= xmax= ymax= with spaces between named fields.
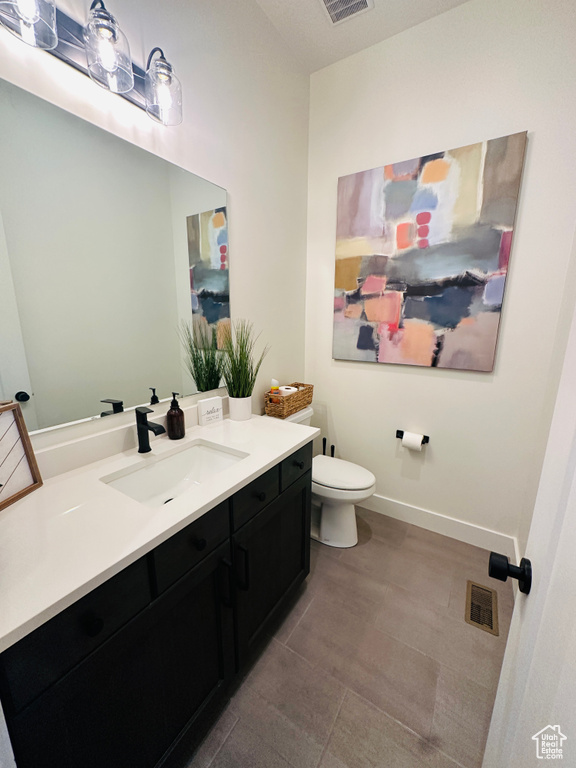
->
xmin=7 ymin=542 xmax=234 ymax=768
xmin=233 ymin=471 xmax=311 ymax=670
xmin=154 ymin=541 xmax=235 ymax=766
xmin=7 ymin=601 xmax=168 ymax=768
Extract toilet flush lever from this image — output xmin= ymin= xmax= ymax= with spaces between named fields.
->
xmin=489 ymin=552 xmax=532 ymax=594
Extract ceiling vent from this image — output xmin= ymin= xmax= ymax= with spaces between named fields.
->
xmin=319 ymin=0 xmax=375 ymax=25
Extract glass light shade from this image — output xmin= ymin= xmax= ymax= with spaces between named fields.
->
xmin=83 ymin=7 xmax=133 ymax=94
xmin=0 ymin=0 xmax=57 ymax=49
xmin=145 ymin=55 xmax=182 ymax=126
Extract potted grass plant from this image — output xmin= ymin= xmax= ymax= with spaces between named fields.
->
xmin=180 ymin=320 xmax=224 ymax=393
xmin=222 ymin=319 xmax=268 ymax=421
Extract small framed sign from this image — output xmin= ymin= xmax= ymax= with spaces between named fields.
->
xmin=198 ymin=396 xmax=224 ymax=427
xmin=0 ymin=402 xmax=43 ymax=512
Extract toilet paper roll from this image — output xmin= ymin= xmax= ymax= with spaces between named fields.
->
xmin=279 ymin=386 xmax=298 ymax=396
xmin=401 ymin=431 xmax=425 ymax=452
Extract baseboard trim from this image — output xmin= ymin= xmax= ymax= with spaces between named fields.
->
xmin=360 ymin=494 xmax=518 ymax=560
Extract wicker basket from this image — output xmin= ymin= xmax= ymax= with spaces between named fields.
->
xmin=264 ymin=382 xmax=313 ymax=419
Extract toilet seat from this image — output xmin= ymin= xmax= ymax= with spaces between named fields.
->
xmin=311 ymin=480 xmax=376 ymax=503
xmin=312 ymin=455 xmax=375 ymax=491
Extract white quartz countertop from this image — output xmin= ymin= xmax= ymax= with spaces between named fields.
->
xmin=0 ymin=416 xmax=319 ymax=653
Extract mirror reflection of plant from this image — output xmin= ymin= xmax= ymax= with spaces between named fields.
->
xmin=180 ymin=320 xmax=224 ymax=392
xmin=222 ymin=319 xmax=269 ymax=399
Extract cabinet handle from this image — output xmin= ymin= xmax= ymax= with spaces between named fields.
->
xmin=294 ymin=460 xmax=305 ymax=470
xmin=79 ymin=612 xmax=104 ymax=638
xmin=191 ymin=536 xmax=207 ymax=552
xmin=219 ymin=559 xmax=234 ymax=607
xmin=236 ymin=544 xmax=250 ymax=591
xmin=254 ymin=491 xmax=266 ymax=503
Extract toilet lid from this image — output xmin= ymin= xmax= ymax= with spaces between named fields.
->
xmin=312 ymin=455 xmax=375 ymax=491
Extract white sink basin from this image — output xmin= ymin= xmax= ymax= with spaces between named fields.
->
xmin=101 ymin=440 xmax=248 ymax=507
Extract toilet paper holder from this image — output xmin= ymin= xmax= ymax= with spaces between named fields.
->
xmin=396 ymin=430 xmax=429 ymax=445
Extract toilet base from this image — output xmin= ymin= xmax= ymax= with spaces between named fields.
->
xmin=310 ymin=500 xmax=358 ymax=548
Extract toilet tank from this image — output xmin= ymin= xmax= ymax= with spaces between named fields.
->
xmin=283 ymin=406 xmax=313 ymax=425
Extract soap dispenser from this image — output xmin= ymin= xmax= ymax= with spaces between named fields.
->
xmin=166 ymin=392 xmax=185 ymax=440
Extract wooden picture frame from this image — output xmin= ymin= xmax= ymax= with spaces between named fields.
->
xmin=0 ymin=402 xmax=43 ymax=511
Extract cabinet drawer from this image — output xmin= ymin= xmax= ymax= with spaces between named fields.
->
xmin=232 ymin=466 xmax=280 ymax=531
xmin=280 ymin=443 xmax=312 ymax=492
xmin=0 ymin=557 xmax=151 ymax=714
xmin=153 ymin=500 xmax=230 ymax=594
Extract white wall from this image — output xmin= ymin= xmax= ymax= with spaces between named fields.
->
xmin=306 ymin=0 xmax=576 ymax=551
xmin=0 ymin=0 xmax=310 ymax=415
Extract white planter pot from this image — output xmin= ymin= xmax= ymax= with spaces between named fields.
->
xmin=228 ymin=396 xmax=252 ymax=421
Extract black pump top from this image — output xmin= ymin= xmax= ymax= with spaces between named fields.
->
xmin=170 ymin=392 xmax=180 ymax=409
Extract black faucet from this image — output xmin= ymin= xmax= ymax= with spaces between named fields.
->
xmin=101 ymin=399 xmax=124 ymax=417
xmin=135 ymin=407 xmax=166 ymax=453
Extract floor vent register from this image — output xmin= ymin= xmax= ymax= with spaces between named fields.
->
xmin=465 ymin=581 xmax=499 ymax=636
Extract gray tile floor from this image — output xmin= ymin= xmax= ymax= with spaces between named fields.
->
xmin=188 ymin=508 xmax=514 ymax=768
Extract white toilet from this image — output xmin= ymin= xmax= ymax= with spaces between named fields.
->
xmin=311 ymin=454 xmax=376 ymax=548
xmin=275 ymin=406 xmax=376 ymax=548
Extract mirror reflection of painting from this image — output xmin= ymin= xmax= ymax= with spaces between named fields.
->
xmin=187 ymin=208 xmax=230 ymax=342
xmin=333 ymin=131 xmax=527 ymax=372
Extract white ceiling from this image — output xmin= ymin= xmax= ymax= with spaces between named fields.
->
xmin=254 ymin=0 xmax=473 ymax=73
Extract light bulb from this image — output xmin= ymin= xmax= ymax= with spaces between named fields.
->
xmin=15 ymin=0 xmax=40 ymax=24
xmin=96 ymin=28 xmax=117 ymax=73
xmin=84 ymin=5 xmax=133 ymax=93
xmin=155 ymin=78 xmax=173 ymax=125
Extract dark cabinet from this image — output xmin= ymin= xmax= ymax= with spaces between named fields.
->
xmin=6 ymin=598 xmax=167 ymax=768
xmin=0 ymin=557 xmax=151 ymax=715
xmin=280 ymin=443 xmax=312 ymax=492
xmin=232 ymin=465 xmax=280 ymax=530
xmin=3 ymin=542 xmax=234 ymax=768
xmin=4 ymin=542 xmax=234 ymax=768
xmin=153 ymin=500 xmax=230 ymax=594
xmin=233 ymin=470 xmax=311 ymax=669
xmin=149 ymin=542 xmax=235 ymax=766
xmin=0 ymin=442 xmax=312 ymax=768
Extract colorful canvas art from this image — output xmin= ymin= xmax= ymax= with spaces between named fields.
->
xmin=187 ymin=207 xmax=230 ymax=338
xmin=333 ymin=132 xmax=527 ymax=372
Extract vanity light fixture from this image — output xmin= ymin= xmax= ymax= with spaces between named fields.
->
xmin=145 ymin=47 xmax=182 ymax=126
xmin=0 ymin=0 xmax=183 ymax=124
xmin=0 ymin=0 xmax=57 ymax=49
xmin=83 ymin=0 xmax=133 ymax=94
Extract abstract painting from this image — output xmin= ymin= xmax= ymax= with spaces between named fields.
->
xmin=333 ymin=132 xmax=527 ymax=371
xmin=187 ymin=207 xmax=230 ymax=340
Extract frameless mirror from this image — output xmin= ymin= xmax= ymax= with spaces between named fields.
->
xmin=0 ymin=78 xmax=228 ymax=432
